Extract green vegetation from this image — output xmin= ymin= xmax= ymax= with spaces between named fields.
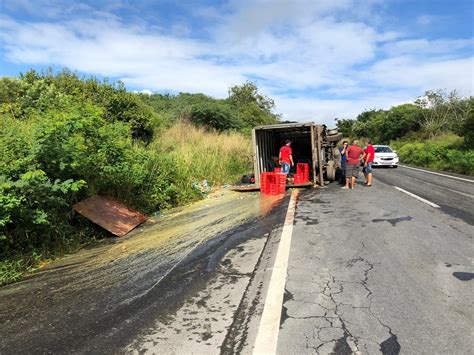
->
xmin=337 ymin=90 xmax=474 ymax=175
xmin=391 ymin=134 xmax=474 ymax=175
xmin=140 ymin=81 xmax=279 ymax=132
xmin=0 ymin=69 xmax=276 ymax=285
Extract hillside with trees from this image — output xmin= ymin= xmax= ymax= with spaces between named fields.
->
xmin=0 ymin=69 xmax=278 ymax=284
xmin=336 ymin=90 xmax=473 ymax=175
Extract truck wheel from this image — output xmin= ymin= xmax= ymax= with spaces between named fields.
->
xmin=326 ymin=160 xmax=336 ymax=181
xmin=327 ymin=133 xmax=343 ymax=142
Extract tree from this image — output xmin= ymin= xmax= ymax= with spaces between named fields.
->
xmin=228 ymin=81 xmax=275 ymax=113
xmin=335 ymin=118 xmax=355 ymax=137
xmin=228 ymin=81 xmax=279 ymax=129
xmin=184 ymin=101 xmax=242 ymax=131
xmin=463 ymin=98 xmax=474 ymax=146
xmin=351 ymin=110 xmax=381 ymax=138
xmin=415 ymin=89 xmax=467 ymax=138
xmin=380 ymin=104 xmax=423 ymax=143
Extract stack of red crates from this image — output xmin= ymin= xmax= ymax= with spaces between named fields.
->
xmin=294 ymin=163 xmax=310 ymax=184
xmin=260 ymin=172 xmax=286 ymax=195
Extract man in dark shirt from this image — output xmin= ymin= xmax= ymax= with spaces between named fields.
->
xmin=343 ymin=139 xmax=364 ymax=189
xmin=339 ymin=140 xmax=348 ymax=185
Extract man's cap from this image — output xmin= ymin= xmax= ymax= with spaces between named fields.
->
xmin=285 ymin=139 xmax=292 ymax=144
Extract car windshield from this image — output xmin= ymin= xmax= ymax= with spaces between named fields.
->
xmin=375 ymin=146 xmax=393 ymax=153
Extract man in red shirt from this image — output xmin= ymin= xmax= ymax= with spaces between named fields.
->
xmin=343 ymin=139 xmax=364 ymax=189
xmin=279 ymin=139 xmax=294 ymax=174
xmin=363 ymin=139 xmax=375 ymax=186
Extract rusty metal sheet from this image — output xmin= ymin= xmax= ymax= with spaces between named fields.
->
xmin=73 ymin=196 xmax=147 ymax=237
xmin=230 ymin=185 xmax=260 ymax=192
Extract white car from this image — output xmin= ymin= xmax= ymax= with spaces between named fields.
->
xmin=372 ymin=145 xmax=399 ymax=168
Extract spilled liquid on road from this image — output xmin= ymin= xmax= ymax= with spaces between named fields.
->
xmin=0 ymin=190 xmax=286 ymax=353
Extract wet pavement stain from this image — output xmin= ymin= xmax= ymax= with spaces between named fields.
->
xmin=452 ymin=272 xmax=474 ymax=281
xmin=372 ymin=216 xmax=413 ymax=226
xmin=331 ymin=333 xmax=352 ymax=355
xmin=380 ymin=334 xmax=401 ymax=355
xmin=298 ymin=216 xmax=319 ymax=226
xmin=280 ymin=288 xmax=294 ymax=327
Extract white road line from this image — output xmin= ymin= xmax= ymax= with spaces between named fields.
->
xmin=399 ymin=165 xmax=474 ymax=183
xmin=393 ymin=186 xmax=440 ymax=208
xmin=253 ymin=190 xmax=298 ymax=355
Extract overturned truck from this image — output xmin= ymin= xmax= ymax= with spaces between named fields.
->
xmin=252 ymin=122 xmax=343 ymax=186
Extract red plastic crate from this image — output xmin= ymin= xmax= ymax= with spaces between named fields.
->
xmin=260 ymin=172 xmax=286 ymax=195
xmin=260 ymin=172 xmax=274 ymax=194
xmin=296 ymin=163 xmax=310 ymax=183
xmin=293 ymin=173 xmax=304 ymax=184
xmin=296 ymin=163 xmax=310 ymax=174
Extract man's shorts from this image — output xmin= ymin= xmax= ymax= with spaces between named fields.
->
xmin=363 ymin=162 xmax=373 ymax=174
xmin=281 ymin=162 xmax=290 ymax=174
xmin=345 ymin=163 xmax=360 ymax=178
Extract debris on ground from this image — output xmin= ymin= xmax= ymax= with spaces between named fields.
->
xmin=73 ymin=196 xmax=148 ymax=237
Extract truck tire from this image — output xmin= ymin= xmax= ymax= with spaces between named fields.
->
xmin=327 ymin=133 xmax=343 ymax=142
xmin=326 ymin=160 xmax=336 ymax=181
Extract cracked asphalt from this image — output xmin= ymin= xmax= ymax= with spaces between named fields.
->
xmin=277 ymin=175 xmax=473 ymax=354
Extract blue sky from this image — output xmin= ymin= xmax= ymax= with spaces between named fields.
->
xmin=0 ymin=0 xmax=472 ymax=124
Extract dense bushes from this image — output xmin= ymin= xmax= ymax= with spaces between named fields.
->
xmin=391 ymin=134 xmax=474 ymax=175
xmin=0 ymin=99 xmax=173 ymax=258
xmin=0 ymin=69 xmax=155 ymax=140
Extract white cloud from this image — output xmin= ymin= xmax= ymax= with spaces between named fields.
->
xmin=382 ymin=38 xmax=473 ymax=56
xmin=416 ymin=15 xmax=441 ymax=26
xmin=0 ymin=0 xmax=472 ymax=121
xmin=134 ymin=89 xmax=153 ymax=95
xmin=362 ymin=56 xmax=474 ymax=94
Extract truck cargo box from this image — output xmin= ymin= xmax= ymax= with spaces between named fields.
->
xmin=252 ymin=122 xmax=342 ymax=186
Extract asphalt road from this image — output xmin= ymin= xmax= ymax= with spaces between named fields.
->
xmin=374 ymin=165 xmax=474 ymax=224
xmin=276 ymin=168 xmax=473 ymax=354
xmin=0 ymin=166 xmax=473 ymax=354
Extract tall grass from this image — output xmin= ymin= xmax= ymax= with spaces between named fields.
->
xmin=150 ymin=121 xmax=252 ymax=203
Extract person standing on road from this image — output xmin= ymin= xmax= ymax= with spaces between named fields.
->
xmin=363 ymin=139 xmax=375 ymax=186
xmin=339 ymin=140 xmax=348 ymax=185
xmin=279 ymin=139 xmax=294 ymax=174
xmin=343 ymin=139 xmax=364 ymax=189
